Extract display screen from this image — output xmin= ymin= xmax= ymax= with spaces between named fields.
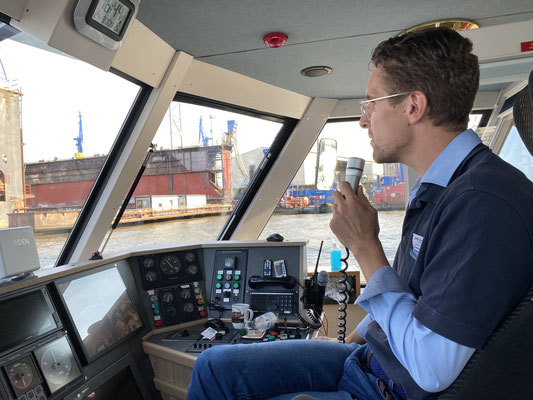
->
xmin=91 ymin=0 xmax=131 ymax=35
xmin=58 ymin=267 xmax=143 ymax=360
xmin=0 ymin=289 xmax=58 ymax=355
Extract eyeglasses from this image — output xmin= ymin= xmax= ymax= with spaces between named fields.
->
xmin=360 ymin=92 xmax=411 ymax=116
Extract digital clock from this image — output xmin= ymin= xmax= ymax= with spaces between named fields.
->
xmin=73 ymin=0 xmax=140 ymax=50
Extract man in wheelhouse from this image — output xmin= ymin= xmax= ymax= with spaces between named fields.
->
xmin=187 ymin=27 xmax=533 ymax=400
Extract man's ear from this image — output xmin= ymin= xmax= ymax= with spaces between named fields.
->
xmin=406 ymin=91 xmax=429 ymax=124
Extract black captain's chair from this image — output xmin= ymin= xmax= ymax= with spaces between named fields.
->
xmin=437 ymin=71 xmax=533 ymax=400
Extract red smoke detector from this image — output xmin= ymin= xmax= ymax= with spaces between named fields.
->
xmin=263 ymin=32 xmax=288 ymax=48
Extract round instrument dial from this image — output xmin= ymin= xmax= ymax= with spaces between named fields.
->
xmin=143 ymin=257 xmax=155 ymax=268
xmin=7 ymin=361 xmax=33 ymax=390
xmin=40 ymin=346 xmax=74 ymax=386
xmin=161 ymin=291 xmax=174 ymax=303
xmin=183 ymin=302 xmax=194 ymax=313
xmin=184 ymin=252 xmax=195 ymax=262
xmin=187 ymin=264 xmax=198 ymax=275
xmin=160 ymin=255 xmax=181 ymax=275
xmin=180 ymin=289 xmax=192 ymax=299
xmin=145 ymin=271 xmax=157 ymax=282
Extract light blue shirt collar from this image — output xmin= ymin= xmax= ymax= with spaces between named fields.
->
xmin=409 ymin=129 xmax=481 ymax=203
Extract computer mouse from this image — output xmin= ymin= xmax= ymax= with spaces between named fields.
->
xmin=266 ymin=233 xmax=284 ymax=242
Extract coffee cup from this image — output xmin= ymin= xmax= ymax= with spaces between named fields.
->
xmin=231 ymin=303 xmax=254 ymax=329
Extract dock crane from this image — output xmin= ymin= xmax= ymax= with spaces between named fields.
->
xmin=74 ymin=111 xmax=84 ymax=159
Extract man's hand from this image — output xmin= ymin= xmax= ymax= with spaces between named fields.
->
xmin=330 ymin=182 xmax=389 ymax=281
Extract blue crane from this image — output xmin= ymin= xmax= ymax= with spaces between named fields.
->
xmin=74 ymin=111 xmax=84 ymax=155
xmin=198 ymin=116 xmax=210 ymax=146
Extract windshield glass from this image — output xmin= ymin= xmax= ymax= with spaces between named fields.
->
xmin=101 ymin=100 xmax=284 ymax=255
xmin=0 ymin=38 xmax=140 ymax=268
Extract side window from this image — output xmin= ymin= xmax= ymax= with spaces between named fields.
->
xmin=499 ymin=125 xmax=533 ymax=181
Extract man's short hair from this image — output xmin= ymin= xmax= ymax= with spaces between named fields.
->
xmin=371 ymin=27 xmax=479 ymax=132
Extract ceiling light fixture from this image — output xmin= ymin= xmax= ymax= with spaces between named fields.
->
xmin=300 ymin=66 xmax=333 ymax=78
xmin=398 ymin=18 xmax=479 ymax=36
xmin=263 ymin=32 xmax=288 ymax=48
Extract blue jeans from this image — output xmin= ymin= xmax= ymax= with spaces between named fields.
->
xmin=186 ymin=340 xmax=397 ymax=400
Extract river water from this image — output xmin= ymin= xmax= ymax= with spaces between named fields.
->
xmin=35 ymin=210 xmax=406 ymax=282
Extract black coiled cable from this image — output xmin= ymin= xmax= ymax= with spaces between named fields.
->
xmin=337 ymin=246 xmax=350 ymax=343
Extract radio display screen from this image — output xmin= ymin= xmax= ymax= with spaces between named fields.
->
xmin=58 ymin=266 xmax=143 ymax=361
xmin=0 ymin=289 xmax=58 ymax=355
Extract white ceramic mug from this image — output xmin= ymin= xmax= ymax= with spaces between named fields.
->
xmin=231 ymin=303 xmax=254 ymax=329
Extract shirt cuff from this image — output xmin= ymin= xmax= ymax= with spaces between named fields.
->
xmin=355 ymin=266 xmax=413 ymax=306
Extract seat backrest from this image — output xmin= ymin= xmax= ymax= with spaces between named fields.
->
xmin=438 ymin=72 xmax=533 ymax=399
xmin=437 ymin=284 xmax=533 ymax=399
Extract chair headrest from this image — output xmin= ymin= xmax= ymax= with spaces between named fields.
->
xmin=513 ymin=70 xmax=533 ymax=157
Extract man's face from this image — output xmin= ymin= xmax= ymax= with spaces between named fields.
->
xmin=359 ymin=68 xmax=412 ymax=164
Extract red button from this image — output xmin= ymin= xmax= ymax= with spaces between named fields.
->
xmin=197 ymin=299 xmax=204 ymax=305
xmin=155 ymin=320 xmax=162 ymax=327
xmin=199 ymin=310 xmax=207 ymax=317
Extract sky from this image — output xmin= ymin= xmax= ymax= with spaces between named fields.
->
xmin=0 ymin=39 xmax=373 ymax=164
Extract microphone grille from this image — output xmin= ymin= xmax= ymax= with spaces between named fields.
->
xmin=317 ymin=270 xmax=329 ymax=286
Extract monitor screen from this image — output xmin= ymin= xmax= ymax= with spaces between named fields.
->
xmin=0 ymin=289 xmax=58 ymax=355
xmin=58 ymin=267 xmax=143 ymax=360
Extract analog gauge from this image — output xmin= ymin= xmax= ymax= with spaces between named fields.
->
xmin=143 ymin=257 xmax=155 ymax=268
xmin=183 ymin=302 xmax=195 ymax=313
xmin=184 ymin=252 xmax=195 ymax=262
xmin=159 ymin=255 xmax=181 ymax=275
xmin=161 ymin=291 xmax=174 ymax=303
xmin=34 ymin=336 xmax=81 ymax=395
xmin=165 ymin=305 xmax=176 ymax=316
xmin=145 ymin=271 xmax=157 ymax=282
xmin=187 ymin=264 xmax=198 ymax=275
xmin=7 ymin=361 xmax=33 ymax=391
xmin=39 ymin=346 xmax=73 ymax=387
xmin=180 ymin=289 xmax=192 ymax=299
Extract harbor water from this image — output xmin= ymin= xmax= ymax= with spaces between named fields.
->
xmin=35 ymin=211 xmax=406 ymax=281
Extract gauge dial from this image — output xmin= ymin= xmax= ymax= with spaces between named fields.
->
xmin=159 ymin=255 xmax=181 ymax=275
xmin=40 ymin=346 xmax=73 ymax=386
xmin=145 ymin=271 xmax=157 ymax=282
xmin=161 ymin=291 xmax=174 ymax=303
xmin=187 ymin=264 xmax=198 ymax=275
xmin=165 ymin=305 xmax=176 ymax=316
xmin=7 ymin=361 xmax=33 ymax=390
xmin=180 ymin=289 xmax=192 ymax=299
xmin=34 ymin=336 xmax=81 ymax=395
xmin=184 ymin=252 xmax=195 ymax=262
xmin=183 ymin=302 xmax=194 ymax=313
xmin=143 ymin=257 xmax=155 ymax=268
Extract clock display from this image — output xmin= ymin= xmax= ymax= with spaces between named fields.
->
xmin=91 ymin=0 xmax=131 ymax=35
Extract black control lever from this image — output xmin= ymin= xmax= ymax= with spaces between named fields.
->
xmin=248 ymin=275 xmax=296 ymax=289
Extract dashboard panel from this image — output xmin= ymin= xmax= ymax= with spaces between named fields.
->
xmin=0 ymin=241 xmax=307 ymax=400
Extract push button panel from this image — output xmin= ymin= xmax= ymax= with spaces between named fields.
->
xmin=211 ymin=250 xmax=248 ymax=307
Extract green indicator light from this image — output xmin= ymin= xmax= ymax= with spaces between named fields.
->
xmin=234 ymin=274 xmax=241 ymax=280
xmin=216 ymin=283 xmax=222 ymax=289
xmin=216 ymin=274 xmax=223 ymax=280
xmin=233 ymin=283 xmax=240 ymax=289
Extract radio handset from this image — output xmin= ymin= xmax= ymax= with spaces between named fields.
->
xmin=298 ymin=241 xmax=328 ymax=330
xmin=337 ymin=157 xmax=365 ymax=342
